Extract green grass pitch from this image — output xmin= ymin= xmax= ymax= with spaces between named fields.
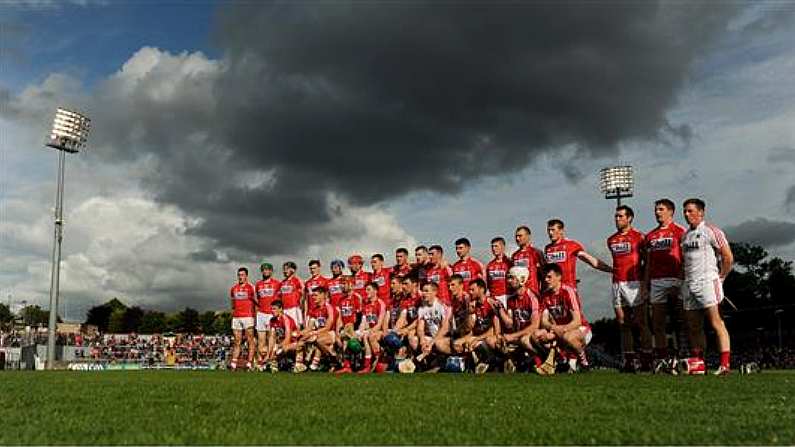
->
xmin=2 ymin=370 xmax=794 ymax=445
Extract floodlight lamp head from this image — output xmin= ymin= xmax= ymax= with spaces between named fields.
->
xmin=45 ymin=107 xmax=91 ymax=153
xmin=599 ymin=165 xmax=634 ymax=199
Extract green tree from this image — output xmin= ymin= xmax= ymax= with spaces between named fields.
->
xmin=165 ymin=313 xmax=184 ymax=333
xmin=107 ymin=308 xmax=126 ymax=333
xmin=212 ymin=311 xmax=232 ymax=335
xmin=19 ymin=305 xmax=50 ymax=326
xmin=179 ymin=307 xmax=200 ymax=334
xmin=139 ymin=311 xmax=167 ymax=334
xmin=0 ymin=303 xmax=13 ymax=328
xmin=199 ymin=311 xmax=217 ymax=334
xmin=122 ymin=306 xmax=144 ymax=333
xmin=85 ymin=298 xmax=127 ymax=332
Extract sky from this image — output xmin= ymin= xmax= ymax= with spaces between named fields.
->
xmin=1 ymin=0 xmax=795 ymax=322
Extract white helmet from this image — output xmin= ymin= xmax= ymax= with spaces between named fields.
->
xmin=508 ymin=266 xmax=529 ymax=284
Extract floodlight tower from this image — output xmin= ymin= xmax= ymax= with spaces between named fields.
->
xmin=599 ymin=165 xmax=634 ymax=207
xmin=45 ymin=107 xmax=91 ymax=369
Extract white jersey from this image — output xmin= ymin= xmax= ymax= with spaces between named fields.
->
xmin=681 ymin=221 xmax=728 ymax=288
xmin=417 ymin=299 xmax=448 ymax=337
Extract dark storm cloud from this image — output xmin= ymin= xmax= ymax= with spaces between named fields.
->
xmin=1 ymin=2 xmax=739 ymax=256
xmin=726 ymin=218 xmax=795 ymax=248
xmin=786 ymin=185 xmax=795 ymax=213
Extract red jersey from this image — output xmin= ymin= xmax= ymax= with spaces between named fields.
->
xmin=392 ymin=263 xmax=412 ymax=279
xmin=607 ymin=228 xmax=645 ymax=283
xmin=486 ymin=255 xmax=512 ymax=297
xmin=230 ymin=282 xmax=256 ymax=318
xmin=540 ymin=285 xmax=589 ymax=328
xmin=399 ymin=293 xmax=421 ymax=324
xmin=254 ymin=277 xmax=280 ymax=314
xmin=506 ymin=289 xmax=539 ymax=331
xmin=304 ymin=275 xmax=328 ymax=313
xmin=326 ymin=275 xmax=346 ymax=307
xmin=277 ymin=276 xmax=303 ymax=309
xmin=308 ymin=301 xmax=336 ymax=330
xmin=424 ymin=264 xmax=452 ymax=305
xmin=511 ymin=246 xmax=542 ymax=294
xmin=362 ymin=298 xmax=386 ymax=329
xmin=544 ymin=238 xmax=585 ymax=289
xmin=472 ymin=300 xmax=496 ymax=335
xmin=351 ymin=270 xmax=371 ymax=299
xmin=337 ymin=293 xmax=361 ymax=326
xmin=270 ymin=314 xmax=296 ymax=342
xmin=452 ymin=257 xmax=484 ymax=290
xmin=646 ymin=222 xmax=687 ymax=280
xmin=371 ymin=268 xmax=392 ymax=307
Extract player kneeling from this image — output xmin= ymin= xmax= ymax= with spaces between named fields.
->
xmin=531 ymin=264 xmax=592 ymax=374
xmin=357 ymin=282 xmax=387 ymax=374
xmin=334 ymin=277 xmax=362 ymax=374
xmin=266 ymin=300 xmax=299 ymax=372
xmin=465 ymin=279 xmax=501 ymax=373
xmin=494 ymin=267 xmax=541 ymax=372
xmin=293 ymin=287 xmax=338 ymax=372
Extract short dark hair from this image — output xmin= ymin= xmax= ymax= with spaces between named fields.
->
xmin=283 ymin=261 xmax=297 ymax=270
xmin=371 ymin=253 xmax=384 ymax=262
xmin=683 ymin=198 xmax=706 ymax=211
xmin=367 ymin=281 xmax=381 ymax=290
xmin=454 ymin=238 xmax=471 ymax=247
xmin=271 ymin=300 xmax=283 ymax=308
xmin=547 ymin=219 xmax=565 ymax=229
xmin=402 ymin=275 xmax=417 ymax=284
xmin=449 ymin=274 xmax=464 ymax=284
xmin=396 ymin=247 xmax=409 ymax=256
xmin=421 ymin=281 xmax=439 ymax=291
xmin=654 ymin=198 xmax=675 ymax=212
xmin=469 ymin=278 xmax=487 ymax=291
xmin=312 ymin=286 xmax=328 ymax=295
xmin=237 ymin=267 xmax=248 ymax=275
xmin=616 ymin=205 xmax=634 ymax=220
xmin=542 ymin=263 xmax=563 ymax=276
xmin=308 ymin=259 xmax=321 ymax=267
xmin=491 ymin=236 xmax=506 ymax=245
xmin=515 ymin=225 xmax=531 ymax=235
xmin=429 ymin=244 xmax=443 ymax=253
xmin=414 ymin=245 xmax=428 ymax=253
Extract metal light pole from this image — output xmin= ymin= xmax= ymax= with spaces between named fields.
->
xmin=599 ymin=165 xmax=634 ymax=207
xmin=45 ymin=107 xmax=91 ymax=369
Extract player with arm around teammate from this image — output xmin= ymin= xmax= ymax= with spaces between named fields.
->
xmin=544 ymin=219 xmax=612 ymax=288
xmin=266 ymin=300 xmax=299 ymax=373
xmin=357 ymin=282 xmax=387 ymax=374
xmin=494 ymin=266 xmax=541 ymax=372
xmin=254 ymin=262 xmax=280 ymax=370
xmin=297 ymin=287 xmax=338 ymax=372
xmin=229 ymin=267 xmax=257 ymax=371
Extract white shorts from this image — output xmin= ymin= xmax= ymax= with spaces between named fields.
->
xmin=650 ymin=278 xmax=682 ymax=304
xmin=231 ymin=317 xmax=255 ymax=331
xmin=256 ymin=312 xmax=273 ymax=332
xmin=493 ymin=295 xmax=508 ymax=308
xmin=580 ymin=326 xmax=593 ymax=345
xmin=682 ymin=278 xmax=723 ymax=311
xmin=283 ymin=307 xmax=304 ymax=328
xmin=612 ymin=281 xmax=643 ymax=308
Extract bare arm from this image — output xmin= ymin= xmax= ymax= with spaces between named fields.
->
xmin=577 ymin=251 xmax=613 ymax=273
xmin=719 ymin=244 xmax=734 ymax=280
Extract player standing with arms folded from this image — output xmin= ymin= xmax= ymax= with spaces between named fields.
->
xmin=487 ymin=237 xmax=513 ymax=308
xmin=254 ymin=262 xmax=279 ymax=370
xmin=512 ymin=226 xmax=544 ymax=295
xmin=452 ymin=238 xmax=484 ymax=291
xmin=643 ymin=198 xmax=688 ymax=370
xmin=607 ymin=206 xmax=652 ymax=372
xmin=229 ymin=267 xmax=257 ymax=370
xmin=680 ymin=198 xmax=734 ymax=375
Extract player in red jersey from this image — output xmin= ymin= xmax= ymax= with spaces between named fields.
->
xmin=393 ymin=247 xmax=413 ymax=279
xmin=643 ymin=198 xmax=688 ymax=368
xmin=395 ymin=276 xmax=421 ymax=340
xmin=544 ymin=219 xmax=612 ymax=289
xmin=229 ymin=267 xmax=257 ymax=370
xmin=387 ymin=276 xmax=405 ymax=330
xmin=326 ymin=259 xmax=347 ymax=307
xmin=295 ymin=287 xmax=338 ymax=372
xmin=532 ymin=263 xmax=592 ymax=373
xmin=358 ymin=282 xmax=387 ymax=373
xmin=334 ymin=277 xmax=362 ymax=374
xmin=511 ymin=226 xmax=545 ymax=295
xmin=607 ymin=205 xmax=652 ymax=372
xmin=304 ymin=259 xmax=328 ymax=316
xmin=425 ymin=245 xmax=453 ymax=305
xmin=254 ymin=262 xmax=280 ymax=370
xmin=494 ymin=266 xmax=541 ymax=371
xmin=466 ymin=279 xmax=501 ymax=373
xmin=487 ymin=237 xmax=513 ymax=307
xmin=434 ymin=274 xmax=473 ymax=356
xmin=277 ymin=262 xmax=304 ymax=329
xmin=413 ymin=245 xmax=431 ymax=283
xmin=266 ymin=300 xmax=299 ymax=373
xmin=452 ymin=237 xmax=484 ymax=291
xmin=348 ymin=254 xmax=371 ymax=300
xmin=370 ymin=254 xmax=392 ymax=307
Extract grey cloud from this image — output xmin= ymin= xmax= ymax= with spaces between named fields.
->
xmin=725 ymin=217 xmax=795 ymax=248
xmin=786 ymin=185 xmax=795 ymax=213
xmin=1 ymin=2 xmax=739 ymax=257
xmin=768 ymin=146 xmax=795 ymax=164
